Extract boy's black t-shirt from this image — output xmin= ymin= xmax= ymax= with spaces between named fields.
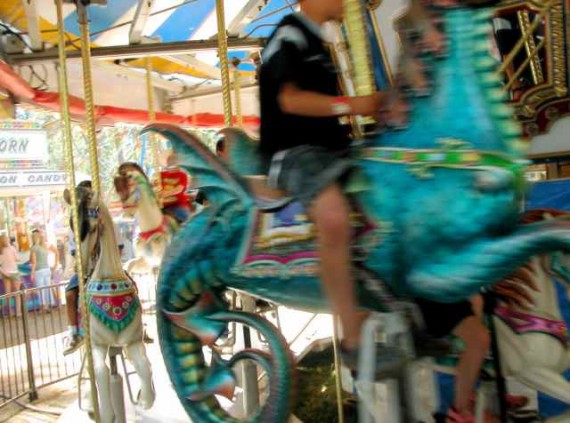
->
xmin=258 ymin=13 xmax=351 ymax=160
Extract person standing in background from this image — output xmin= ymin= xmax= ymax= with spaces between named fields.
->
xmin=30 ymin=229 xmax=56 ymax=311
xmin=0 ymin=234 xmax=21 ymax=317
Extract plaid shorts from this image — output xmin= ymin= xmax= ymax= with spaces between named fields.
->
xmin=267 ymin=145 xmax=353 ymax=209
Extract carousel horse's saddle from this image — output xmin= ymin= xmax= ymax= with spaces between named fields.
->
xmin=245 ymin=175 xmax=293 ymax=212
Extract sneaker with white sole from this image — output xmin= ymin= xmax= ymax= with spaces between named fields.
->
xmin=63 ymin=334 xmax=83 ymax=356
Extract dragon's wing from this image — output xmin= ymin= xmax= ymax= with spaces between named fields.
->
xmin=218 ymin=127 xmax=262 ymax=176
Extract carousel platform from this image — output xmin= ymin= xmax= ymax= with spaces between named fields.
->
xmin=56 ymin=306 xmax=331 ymax=423
xmin=57 ymin=314 xmax=190 ymax=423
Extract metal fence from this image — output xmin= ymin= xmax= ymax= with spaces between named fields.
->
xmin=0 ymin=283 xmax=84 ymax=408
xmin=0 ymin=274 xmax=157 ymax=409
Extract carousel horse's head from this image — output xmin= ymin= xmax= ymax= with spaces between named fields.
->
xmin=114 ymin=162 xmax=153 ymax=218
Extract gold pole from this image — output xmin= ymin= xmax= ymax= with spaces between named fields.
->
xmin=216 ymin=0 xmax=232 ymax=127
xmin=145 ymin=59 xmax=157 ymax=124
xmin=332 ymin=316 xmax=345 ymax=423
xmin=368 ymin=5 xmax=394 ymax=86
xmin=496 ymin=0 xmax=554 ymax=75
xmin=343 ymin=0 xmax=375 ymax=97
xmin=343 ymin=0 xmax=376 ymax=130
xmin=516 ymin=10 xmax=544 ymax=85
xmin=55 ymin=1 xmax=100 ymax=420
xmin=77 ymin=2 xmax=101 ymax=194
xmin=504 ymin=38 xmax=546 ymax=91
xmin=145 ymin=58 xmax=162 ymax=204
xmin=231 ymin=58 xmax=243 ymax=128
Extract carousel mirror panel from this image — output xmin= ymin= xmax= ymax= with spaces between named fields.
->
xmin=491 ymin=0 xmax=569 ymax=137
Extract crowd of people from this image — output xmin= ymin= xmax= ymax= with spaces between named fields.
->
xmin=0 ymin=229 xmax=65 ymax=317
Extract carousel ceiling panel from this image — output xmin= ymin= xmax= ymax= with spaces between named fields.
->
xmin=0 ymin=0 xmax=295 ymax=86
xmin=151 ymin=0 xmax=216 ymax=43
xmin=63 ymin=0 xmax=135 ymax=38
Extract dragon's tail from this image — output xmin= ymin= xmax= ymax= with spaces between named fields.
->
xmin=154 ymin=141 xmax=296 ymax=422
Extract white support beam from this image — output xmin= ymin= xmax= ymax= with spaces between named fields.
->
xmin=164 ymin=54 xmax=221 ymax=80
xmin=172 ymin=79 xmax=256 ymax=100
xmin=94 ymin=62 xmax=184 ymax=92
xmin=227 ymin=0 xmax=268 ymax=36
xmin=8 ymin=38 xmax=265 ymax=65
xmin=139 ymin=36 xmax=221 ymax=79
xmin=21 ymin=0 xmax=43 ymax=51
xmin=129 ymin=0 xmax=155 ymax=45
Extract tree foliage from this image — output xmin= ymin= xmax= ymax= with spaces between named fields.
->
xmin=15 ymin=106 xmax=220 ymax=202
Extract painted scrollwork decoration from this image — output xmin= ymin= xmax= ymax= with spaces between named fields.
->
xmin=491 ymin=0 xmax=569 ymax=136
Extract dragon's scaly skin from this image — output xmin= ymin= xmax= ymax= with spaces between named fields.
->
xmin=149 ymin=9 xmax=570 ymax=423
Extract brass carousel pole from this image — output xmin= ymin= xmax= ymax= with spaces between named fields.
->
xmin=332 ymin=315 xmax=345 ymax=423
xmin=331 ymin=1 xmax=378 ymax=421
xmin=76 ymin=1 xmax=102 ymax=193
xmin=216 ymin=0 xmax=232 ymax=127
xmin=496 ymin=0 xmax=554 ymax=76
xmin=55 ymin=0 xmax=100 ymax=420
xmin=217 ymin=0 xmax=259 ymax=414
xmin=343 ymin=0 xmax=376 ymax=131
xmin=343 ymin=0 xmax=376 ymax=97
xmin=231 ymin=58 xmax=243 ymax=128
xmin=145 ymin=58 xmax=162 ymax=205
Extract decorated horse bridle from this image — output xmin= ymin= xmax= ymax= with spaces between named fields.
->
xmin=84 ymin=206 xmax=102 ymax=279
xmin=495 ymin=250 xmax=570 ymax=347
xmin=495 ymin=305 xmax=569 ymax=346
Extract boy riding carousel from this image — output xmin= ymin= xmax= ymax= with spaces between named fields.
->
xmin=258 ymin=0 xmax=501 ymax=421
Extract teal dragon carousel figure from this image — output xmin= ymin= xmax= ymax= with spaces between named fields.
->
xmin=142 ymin=5 xmax=570 ymax=423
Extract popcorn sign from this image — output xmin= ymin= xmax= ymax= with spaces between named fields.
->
xmin=0 ymin=127 xmax=48 ymax=161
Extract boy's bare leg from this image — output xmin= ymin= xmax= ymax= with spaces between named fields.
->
xmin=66 ymin=288 xmax=78 ymax=327
xmin=471 ymin=294 xmax=484 ymax=320
xmin=452 ymin=316 xmax=491 ymax=415
xmin=309 ymin=184 xmax=362 ymax=350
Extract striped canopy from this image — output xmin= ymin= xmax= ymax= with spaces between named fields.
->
xmin=0 ymin=0 xmax=298 ymax=84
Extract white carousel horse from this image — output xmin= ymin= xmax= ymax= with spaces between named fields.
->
xmin=78 ymin=188 xmax=155 ymax=422
xmin=493 ymin=209 xmax=570 ymax=419
xmin=113 ymin=162 xmax=179 ymax=276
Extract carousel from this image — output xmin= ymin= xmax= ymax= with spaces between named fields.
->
xmin=0 ymin=0 xmax=570 ymax=422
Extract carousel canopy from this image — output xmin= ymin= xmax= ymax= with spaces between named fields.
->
xmin=0 ymin=0 xmax=299 ymax=125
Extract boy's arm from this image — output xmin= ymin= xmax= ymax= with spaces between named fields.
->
xmin=278 ymin=83 xmax=387 ymax=117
